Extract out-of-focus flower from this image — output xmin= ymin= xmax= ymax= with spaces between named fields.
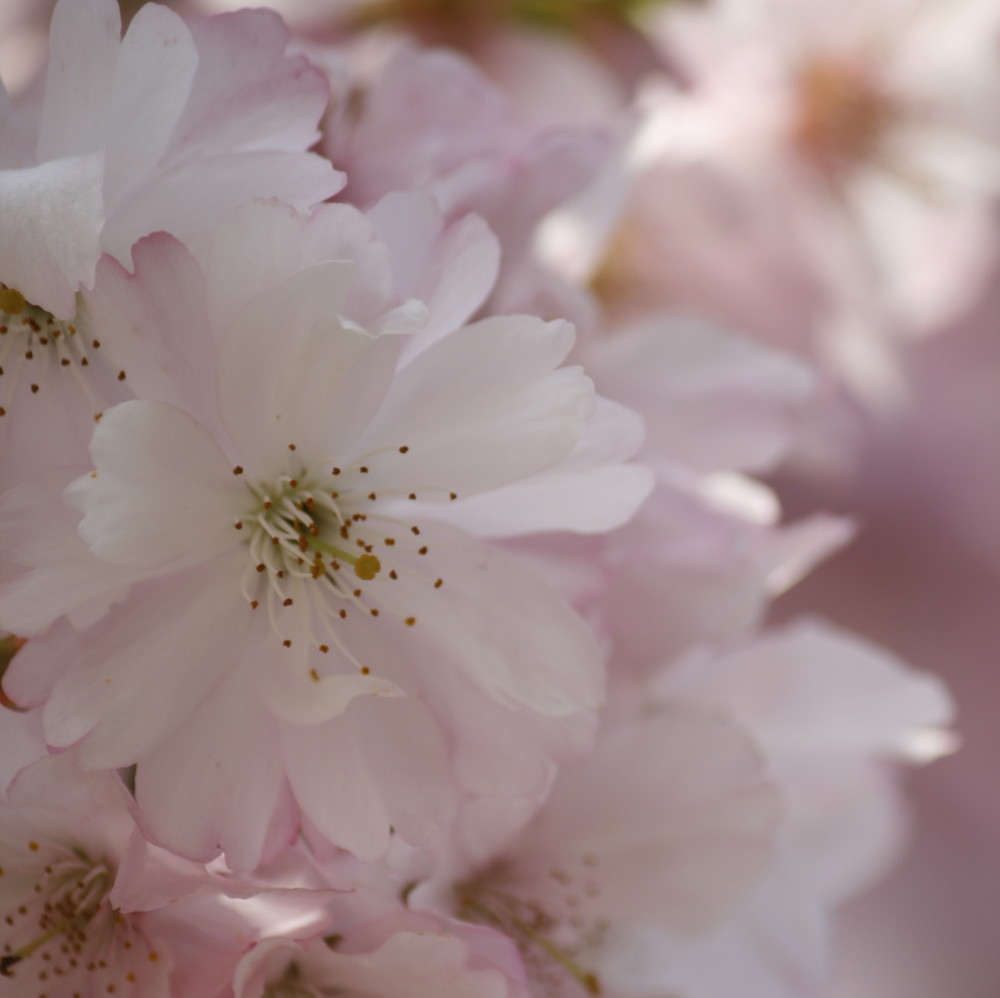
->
xmin=410 ymin=708 xmax=777 ymax=998
xmin=656 ymin=618 xmax=957 ymax=903
xmin=608 ymin=0 xmax=1000 ymax=403
xmin=0 ymin=754 xmax=207 ymax=995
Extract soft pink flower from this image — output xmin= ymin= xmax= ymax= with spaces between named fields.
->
xmin=655 ymin=618 xmax=956 ymax=903
xmin=0 ymin=197 xmax=651 ymax=870
xmin=411 ymin=708 xmax=778 ymax=998
xmin=628 ymin=0 xmax=1000 ymax=400
xmin=0 ymin=753 xmax=224 ymax=995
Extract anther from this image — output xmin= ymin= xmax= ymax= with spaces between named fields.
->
xmin=232 ymin=466 xmax=244 ymax=475
xmin=0 ymin=288 xmax=26 ymax=314
xmin=354 ymin=554 xmax=382 ymax=581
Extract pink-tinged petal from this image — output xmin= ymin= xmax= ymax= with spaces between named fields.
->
xmin=368 ymin=192 xmax=500 ymax=353
xmin=84 ymin=234 xmax=222 ymax=432
xmin=0 ymin=703 xmax=46 ymax=795
xmin=0 ymin=468 xmax=143 ymax=637
xmin=36 ymin=0 xmax=120 ymax=162
xmin=353 ymin=315 xmax=592 ymax=495
xmin=283 ymin=695 xmax=457 ymax=862
xmin=392 ymin=527 xmax=604 ymax=716
xmin=778 ymin=757 xmax=909 ymax=904
xmin=112 ymin=828 xmax=220 ymax=913
xmin=135 ymin=667 xmax=290 ymax=871
xmin=205 ymin=200 xmax=386 ymax=333
xmin=102 ymin=150 xmax=343 ymax=265
xmin=256 ymin=647 xmax=404 ymax=727
xmin=664 ymin=619 xmax=955 ymax=759
xmin=423 ymin=398 xmax=653 ymax=538
xmin=41 ymin=556 xmax=247 ymax=767
xmin=0 ymin=559 xmax=139 ymax=637
xmin=0 ymin=153 xmax=103 ymax=317
xmin=102 ymin=3 xmax=196 ymax=200
xmin=7 ymin=601 xmax=122 ymax=721
xmin=177 ymin=8 xmax=332 ymax=158
xmin=417 ymin=655 xmax=598 ymax=801
xmin=70 ymin=399 xmax=244 ymax=570
xmin=328 ymin=45 xmax=507 ymax=211
xmin=215 ymin=264 xmax=393 ymax=473
xmin=585 ymin=315 xmax=815 ymax=473
xmin=599 ymin=860 xmax=827 ymax=998
xmin=505 ymin=709 xmax=778 ymax=932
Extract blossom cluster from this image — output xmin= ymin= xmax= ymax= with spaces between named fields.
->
xmin=0 ymin=1 xmax=972 ymax=996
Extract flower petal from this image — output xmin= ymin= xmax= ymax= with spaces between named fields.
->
xmin=71 ymin=399 xmax=244 ymax=570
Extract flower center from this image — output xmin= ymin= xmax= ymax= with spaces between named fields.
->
xmin=0 ymin=840 xmax=161 ymax=992
xmin=233 ymin=447 xmax=456 ymax=666
xmin=0 ymin=284 xmax=108 ymax=422
xmin=263 ymin=960 xmax=337 ymax=998
xmin=791 ymin=57 xmax=895 ymax=178
xmin=456 ymin=865 xmax=606 ymax=998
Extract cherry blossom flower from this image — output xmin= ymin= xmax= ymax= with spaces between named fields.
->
xmin=629 ymin=0 xmax=1000 ymax=401
xmin=407 ymin=708 xmax=778 ymax=998
xmin=0 ymin=754 xmax=195 ymax=996
xmin=0 ymin=197 xmax=651 ymax=870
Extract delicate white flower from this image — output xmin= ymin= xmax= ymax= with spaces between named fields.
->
xmin=0 ymin=198 xmax=651 ymax=870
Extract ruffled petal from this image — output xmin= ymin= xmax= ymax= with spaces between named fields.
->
xmin=351 ymin=315 xmax=593 ymax=496
xmin=70 ymin=399 xmax=244 ymax=570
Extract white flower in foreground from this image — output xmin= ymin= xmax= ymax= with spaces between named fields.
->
xmin=0 ymin=199 xmax=652 ymax=871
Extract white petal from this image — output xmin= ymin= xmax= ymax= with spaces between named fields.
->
xmin=0 ymin=154 xmax=103 ymax=316
xmin=282 ymin=695 xmax=457 ymax=861
xmin=36 ymin=0 xmax=120 ymax=162
xmin=42 ymin=556 xmax=247 ymax=767
xmin=368 ymin=192 xmax=499 ymax=354
xmin=70 ymin=400 xmax=244 ymax=569
xmin=102 ymin=3 xmax=197 ymax=200
xmin=391 ymin=527 xmax=604 ymax=716
xmin=135 ymin=668 xmax=290 ymax=871
xmin=352 ymin=315 xmax=593 ymax=495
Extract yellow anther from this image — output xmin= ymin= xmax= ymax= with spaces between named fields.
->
xmin=0 ymin=288 xmax=26 ymax=314
xmin=354 ymin=553 xmax=382 ymax=581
